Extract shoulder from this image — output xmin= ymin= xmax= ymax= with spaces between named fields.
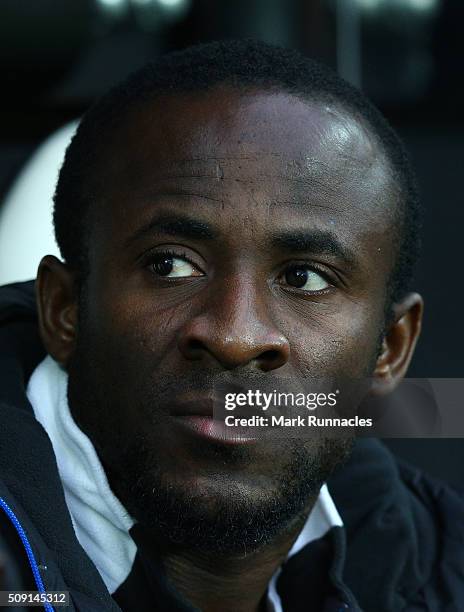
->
xmin=0 ymin=280 xmax=37 ymax=324
xmin=329 ymin=439 xmax=464 ymax=611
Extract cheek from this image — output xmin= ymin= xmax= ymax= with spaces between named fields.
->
xmin=87 ymin=287 xmax=195 ymax=367
xmin=286 ymin=305 xmax=383 ymax=378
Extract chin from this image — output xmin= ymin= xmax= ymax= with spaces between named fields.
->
xmin=115 ymin=437 xmax=352 ymax=554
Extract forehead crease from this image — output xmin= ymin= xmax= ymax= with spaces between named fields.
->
xmin=128 ymin=151 xmax=382 ymax=193
xmin=114 ymin=172 xmax=392 ymax=236
xmin=129 ymin=161 xmax=389 ymax=218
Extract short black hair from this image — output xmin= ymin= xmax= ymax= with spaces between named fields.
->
xmin=53 ymin=38 xmax=421 ymax=310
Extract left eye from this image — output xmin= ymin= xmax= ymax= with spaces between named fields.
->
xmin=283 ymin=265 xmax=329 ymax=292
xmin=151 ymin=254 xmax=202 ymax=278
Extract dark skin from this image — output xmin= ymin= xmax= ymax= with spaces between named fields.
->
xmin=35 ymin=88 xmax=422 ymax=612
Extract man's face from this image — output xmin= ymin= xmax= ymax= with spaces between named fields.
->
xmin=67 ymin=88 xmax=397 ymax=553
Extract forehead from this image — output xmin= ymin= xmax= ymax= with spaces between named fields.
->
xmin=91 ymin=88 xmax=398 ymax=267
xmin=105 ymin=87 xmax=390 ymax=185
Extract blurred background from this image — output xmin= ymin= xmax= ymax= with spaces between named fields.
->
xmin=0 ymin=0 xmax=462 ymax=484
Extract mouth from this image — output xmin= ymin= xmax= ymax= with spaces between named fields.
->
xmin=170 ymin=393 xmax=258 ymax=445
xmin=174 ymin=415 xmax=257 ymax=445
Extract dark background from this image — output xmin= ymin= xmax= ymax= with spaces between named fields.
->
xmin=0 ymin=0 xmax=462 ymax=486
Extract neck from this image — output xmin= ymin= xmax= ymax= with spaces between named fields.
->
xmin=138 ymin=496 xmax=318 ymax=612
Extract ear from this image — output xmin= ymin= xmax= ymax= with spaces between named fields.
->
xmin=372 ymin=292 xmax=423 ymax=395
xmin=36 ymin=255 xmax=79 ymax=368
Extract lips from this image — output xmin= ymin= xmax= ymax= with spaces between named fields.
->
xmin=169 ymin=392 xmax=257 ymax=444
xmin=174 ymin=415 xmax=258 ymax=445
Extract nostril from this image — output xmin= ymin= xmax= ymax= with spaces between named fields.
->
xmin=187 ymin=338 xmax=206 ymax=356
xmin=189 ymin=339 xmax=204 ymax=350
xmin=177 ymin=336 xmax=208 ymax=361
xmin=262 ymin=349 xmax=280 ymax=361
xmin=259 ymin=349 xmax=287 ymax=369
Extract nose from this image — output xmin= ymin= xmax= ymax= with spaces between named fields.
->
xmin=177 ymin=280 xmax=290 ymax=372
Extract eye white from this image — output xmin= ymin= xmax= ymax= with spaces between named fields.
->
xmin=300 ymin=270 xmax=329 ymax=291
xmin=165 ymin=257 xmax=198 ymax=277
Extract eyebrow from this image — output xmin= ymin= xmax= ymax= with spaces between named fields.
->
xmin=125 ymin=212 xmax=356 ymax=268
xmin=125 ymin=213 xmax=217 ymax=248
xmin=271 ymin=230 xmax=357 ymax=268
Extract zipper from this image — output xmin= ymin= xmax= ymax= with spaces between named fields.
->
xmin=0 ymin=496 xmax=55 ymax=612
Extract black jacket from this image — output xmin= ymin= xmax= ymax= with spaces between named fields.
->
xmin=0 ymin=281 xmax=463 ymax=612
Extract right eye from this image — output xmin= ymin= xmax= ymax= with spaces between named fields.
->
xmin=149 ymin=252 xmax=204 ymax=278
